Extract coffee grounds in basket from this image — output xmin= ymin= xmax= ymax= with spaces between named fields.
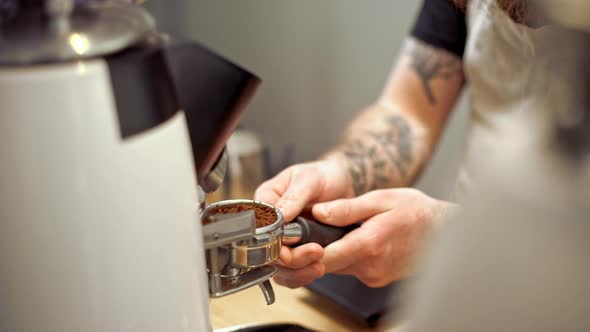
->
xmin=207 ymin=203 xmax=278 ymax=228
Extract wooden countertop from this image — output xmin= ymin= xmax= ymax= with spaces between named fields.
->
xmin=210 ymin=280 xmax=404 ymax=332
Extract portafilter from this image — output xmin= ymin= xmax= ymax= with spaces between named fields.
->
xmin=200 ymin=199 xmax=358 ymax=304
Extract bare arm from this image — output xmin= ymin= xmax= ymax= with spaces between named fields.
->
xmin=325 ymin=37 xmax=465 ymax=196
xmin=258 ymin=37 xmax=467 ymax=290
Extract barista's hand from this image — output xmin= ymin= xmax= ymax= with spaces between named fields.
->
xmin=255 ymin=158 xmax=353 ymax=221
xmin=273 ymin=188 xmax=452 ymax=288
xmin=255 ymin=158 xmax=354 ymax=287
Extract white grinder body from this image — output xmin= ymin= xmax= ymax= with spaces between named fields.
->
xmin=0 ymin=60 xmax=212 ymax=331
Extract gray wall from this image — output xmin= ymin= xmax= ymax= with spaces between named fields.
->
xmin=147 ymin=0 xmax=468 ymax=199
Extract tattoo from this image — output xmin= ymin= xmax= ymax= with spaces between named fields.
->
xmin=344 ymin=141 xmax=367 ymax=197
xmin=405 ymin=38 xmax=462 ymax=106
xmin=342 ymin=114 xmax=414 ymax=196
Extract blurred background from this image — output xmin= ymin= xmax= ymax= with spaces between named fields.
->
xmin=146 ymin=0 xmax=469 ymax=200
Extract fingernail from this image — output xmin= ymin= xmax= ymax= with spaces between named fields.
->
xmin=275 ymin=202 xmax=288 ymax=215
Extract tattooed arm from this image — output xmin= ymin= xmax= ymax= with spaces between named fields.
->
xmin=324 ymin=37 xmax=465 ymax=196
xmin=255 ymin=37 xmax=465 ymax=288
xmin=256 ymin=37 xmax=465 ymax=220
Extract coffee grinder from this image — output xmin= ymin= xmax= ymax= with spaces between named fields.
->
xmin=0 ymin=1 xmax=352 ymax=331
xmin=0 ymin=0 xmax=257 ymax=331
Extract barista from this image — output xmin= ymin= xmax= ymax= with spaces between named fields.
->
xmin=255 ymin=0 xmax=564 ymax=288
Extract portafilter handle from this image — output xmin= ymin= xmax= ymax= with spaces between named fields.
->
xmin=282 ymin=216 xmax=360 ymax=247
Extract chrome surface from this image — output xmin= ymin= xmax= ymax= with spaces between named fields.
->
xmin=202 ymin=199 xmax=283 ymax=303
xmin=209 ymin=265 xmax=277 ymax=300
xmin=202 ymin=199 xmax=284 ymax=267
xmin=197 ymin=185 xmax=207 ymax=210
xmin=200 ymin=148 xmax=228 ymax=193
xmin=232 ymin=236 xmax=281 ymax=268
xmin=258 ymin=279 xmax=276 ymax=305
xmin=0 ymin=0 xmax=155 ymax=65
xmin=46 ymin=0 xmax=74 ymax=34
xmin=282 ymin=222 xmax=303 ymax=246
xmin=202 ymin=210 xmax=255 ymax=249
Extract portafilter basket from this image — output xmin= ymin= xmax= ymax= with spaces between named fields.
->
xmin=202 ymin=199 xmax=283 ymax=267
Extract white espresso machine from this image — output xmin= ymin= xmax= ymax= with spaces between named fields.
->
xmin=0 ymin=0 xmax=299 ymax=331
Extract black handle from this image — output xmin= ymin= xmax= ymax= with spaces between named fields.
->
xmin=293 ymin=216 xmax=360 ymax=247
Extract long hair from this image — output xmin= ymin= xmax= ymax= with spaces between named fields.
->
xmin=453 ymin=0 xmax=527 ymax=23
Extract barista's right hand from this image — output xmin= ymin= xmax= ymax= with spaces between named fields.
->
xmin=255 ymin=158 xmax=353 ymax=287
xmin=255 ymin=158 xmax=353 ymax=222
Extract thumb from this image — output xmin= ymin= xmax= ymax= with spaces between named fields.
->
xmin=312 ymin=190 xmax=397 ymax=226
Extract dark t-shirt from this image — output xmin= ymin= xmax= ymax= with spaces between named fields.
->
xmin=411 ymin=0 xmax=468 ymax=58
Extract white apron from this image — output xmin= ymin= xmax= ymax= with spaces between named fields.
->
xmin=401 ymin=1 xmax=590 ymax=331
xmin=457 ymin=0 xmax=590 ymax=205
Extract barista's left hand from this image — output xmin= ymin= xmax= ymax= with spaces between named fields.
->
xmin=274 ymin=188 xmax=452 ymax=288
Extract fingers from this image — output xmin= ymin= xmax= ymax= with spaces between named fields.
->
xmin=312 ymin=190 xmax=398 ymax=226
xmin=273 ymin=243 xmax=325 ymax=288
xmin=255 ymin=165 xmax=325 ymax=221
xmin=273 ymin=167 xmax=325 ymax=221
xmin=274 ymin=262 xmax=326 ymax=288
xmin=254 ymin=168 xmax=293 ymax=206
xmin=277 ymin=243 xmax=323 ymax=269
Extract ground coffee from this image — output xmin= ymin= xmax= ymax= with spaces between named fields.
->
xmin=206 ymin=203 xmax=278 ymax=228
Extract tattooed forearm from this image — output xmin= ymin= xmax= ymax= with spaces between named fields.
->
xmin=343 ymin=141 xmax=368 ymax=197
xmin=327 ymin=39 xmax=461 ymax=196
xmin=340 ymin=114 xmax=416 ymax=196
xmin=405 ymin=38 xmax=462 ymax=106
